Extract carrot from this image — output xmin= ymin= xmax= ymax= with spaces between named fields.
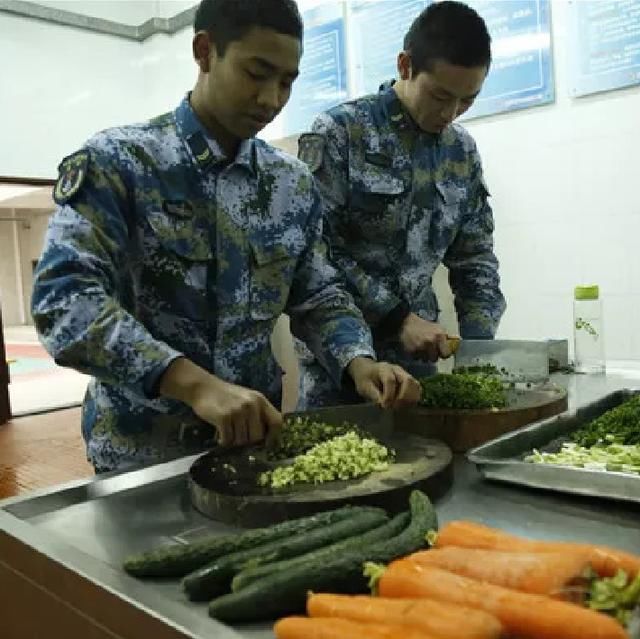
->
xmin=274 ymin=615 xmax=439 ymax=639
xmin=307 ymin=593 xmax=503 ymax=639
xmin=405 ymin=547 xmax=590 ymax=598
xmin=377 ymin=560 xmax=629 ymax=639
xmin=436 ymin=520 xmax=640 ymax=578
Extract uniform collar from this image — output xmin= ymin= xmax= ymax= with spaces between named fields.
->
xmin=175 ymin=94 xmax=256 ymax=175
xmin=378 ymin=80 xmax=443 ymax=144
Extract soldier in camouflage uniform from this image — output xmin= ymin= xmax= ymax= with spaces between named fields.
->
xmin=32 ymin=0 xmax=420 ymax=473
xmin=296 ymin=1 xmax=506 ymax=408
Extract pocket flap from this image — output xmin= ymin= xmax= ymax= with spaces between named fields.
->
xmin=250 ymin=241 xmax=294 ymax=266
xmin=146 ymin=210 xmax=213 ymax=262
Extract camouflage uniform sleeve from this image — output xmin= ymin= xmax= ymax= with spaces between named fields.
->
xmin=31 ymin=148 xmax=183 ymax=396
xmin=302 ymin=112 xmax=404 ymax=326
xmin=443 ymin=144 xmax=507 ymax=338
xmin=287 ymin=176 xmax=376 ymax=387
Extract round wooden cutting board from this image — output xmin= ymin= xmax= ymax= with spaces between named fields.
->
xmin=189 ymin=432 xmax=453 ymax=527
xmin=395 ymin=384 xmax=569 ymax=453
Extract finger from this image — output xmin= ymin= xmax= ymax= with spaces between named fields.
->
xmin=416 ymin=339 xmax=438 ymax=363
xmin=379 ymin=368 xmax=399 ymax=409
xmin=231 ymin=413 xmax=250 ymax=447
xmin=393 ymin=368 xmax=421 ymax=408
xmin=357 ymin=379 xmax=383 ymax=406
xmin=246 ymin=399 xmax=265 ymax=445
xmin=426 ymin=339 xmax=440 ymax=363
xmin=436 ymin=333 xmax=452 ymax=359
xmin=216 ymin=419 xmax=234 ymax=447
xmin=261 ymin=397 xmax=284 ymax=442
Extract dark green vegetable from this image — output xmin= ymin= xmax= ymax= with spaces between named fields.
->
xmin=231 ymin=510 xmax=410 ymax=592
xmin=208 ymin=490 xmax=437 ymax=622
xmin=571 ymin=395 xmax=640 ymax=447
xmin=123 ymin=504 xmax=373 ymax=578
xmin=182 ymin=507 xmax=388 ymax=601
xmin=419 ymin=371 xmax=507 ymax=410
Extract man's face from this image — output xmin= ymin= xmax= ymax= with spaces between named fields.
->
xmin=400 ymin=58 xmax=487 ymax=134
xmin=199 ymin=27 xmax=301 ymax=140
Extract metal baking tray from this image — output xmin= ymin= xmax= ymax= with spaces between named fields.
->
xmin=468 ymin=389 xmax=640 ymax=503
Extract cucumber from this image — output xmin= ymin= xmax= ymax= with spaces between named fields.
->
xmin=208 ymin=489 xmax=437 ymax=622
xmin=231 ymin=511 xmax=410 ymax=592
xmin=182 ymin=507 xmax=388 ymax=601
xmin=123 ymin=504 xmax=377 ymax=578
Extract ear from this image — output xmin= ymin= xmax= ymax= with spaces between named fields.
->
xmin=397 ymin=51 xmax=412 ymax=81
xmin=193 ymin=30 xmax=214 ymax=73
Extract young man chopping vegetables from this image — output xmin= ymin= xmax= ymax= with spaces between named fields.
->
xmin=296 ymin=1 xmax=506 ymax=408
xmin=31 ymin=0 xmax=421 ymax=474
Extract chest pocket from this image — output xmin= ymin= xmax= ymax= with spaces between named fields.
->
xmin=141 ymin=208 xmax=213 ymax=321
xmin=430 ymin=180 xmax=467 ymax=254
xmin=348 ymin=164 xmax=409 ymax=245
xmin=249 ymin=241 xmax=298 ymax=321
xmin=146 ymin=208 xmax=213 ymax=262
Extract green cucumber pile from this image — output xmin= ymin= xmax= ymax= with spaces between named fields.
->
xmin=122 ymin=490 xmax=438 ymax=623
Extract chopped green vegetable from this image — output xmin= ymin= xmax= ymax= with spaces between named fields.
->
xmin=587 ymin=569 xmax=640 ymax=626
xmin=419 ymin=371 xmax=507 ymax=410
xmin=267 ymin=416 xmax=368 ymax=461
xmin=571 ymin=396 xmax=640 ymax=447
xmin=526 ymin=442 xmax=640 ymax=475
xmin=258 ymin=432 xmax=393 ymax=489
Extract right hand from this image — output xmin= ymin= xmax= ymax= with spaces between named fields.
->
xmin=160 ymin=358 xmax=282 ymax=447
xmin=398 ymin=313 xmax=452 ymax=362
xmin=190 ymin=377 xmax=282 ymax=447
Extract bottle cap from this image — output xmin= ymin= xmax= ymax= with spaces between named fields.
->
xmin=574 ymin=285 xmax=599 ymax=300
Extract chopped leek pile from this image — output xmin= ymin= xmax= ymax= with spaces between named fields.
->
xmin=258 ymin=432 xmax=393 ymax=489
xmin=526 ymin=442 xmax=640 ymax=475
xmin=266 ymin=416 xmax=369 ymax=461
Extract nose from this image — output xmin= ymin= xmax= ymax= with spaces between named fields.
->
xmin=257 ymin=81 xmax=282 ymax=112
xmin=440 ymin=99 xmax=459 ymax=124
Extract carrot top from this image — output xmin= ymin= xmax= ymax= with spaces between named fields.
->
xmin=589 ymin=569 xmax=640 ymax=626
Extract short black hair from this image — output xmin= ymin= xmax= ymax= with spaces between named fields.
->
xmin=194 ymin=0 xmax=303 ymax=56
xmin=404 ymin=1 xmax=491 ymax=73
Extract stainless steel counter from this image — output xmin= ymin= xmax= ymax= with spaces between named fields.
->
xmin=1 ymin=371 xmax=639 ymax=639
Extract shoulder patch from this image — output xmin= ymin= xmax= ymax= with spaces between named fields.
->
xmin=53 ymin=150 xmax=89 ymax=205
xmin=298 ymin=133 xmax=325 ymax=173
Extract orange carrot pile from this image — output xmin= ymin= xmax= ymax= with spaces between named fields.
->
xmin=435 ymin=520 xmax=640 ymax=578
xmin=274 ymin=615 xmax=440 ymax=639
xmin=404 ymin=547 xmax=590 ymax=598
xmin=377 ymin=560 xmax=629 ymax=639
xmin=307 ymin=593 xmax=503 ymax=639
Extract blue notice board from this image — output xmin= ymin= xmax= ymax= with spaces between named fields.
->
xmin=461 ymin=0 xmax=554 ymax=121
xmin=349 ymin=0 xmax=430 ymax=97
xmin=568 ymin=0 xmax=640 ymax=97
xmin=281 ymin=4 xmax=348 ymax=136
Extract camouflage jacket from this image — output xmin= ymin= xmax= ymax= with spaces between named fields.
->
xmin=294 ymin=82 xmax=506 ymax=406
xmin=32 ymin=95 xmax=374 ymax=471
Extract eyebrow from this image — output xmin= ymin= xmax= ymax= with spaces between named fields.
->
xmin=248 ymin=56 xmax=299 ymax=80
xmin=434 ymin=87 xmax=481 ymax=101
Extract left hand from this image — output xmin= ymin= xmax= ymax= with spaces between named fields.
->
xmin=347 ymin=357 xmax=421 ymax=409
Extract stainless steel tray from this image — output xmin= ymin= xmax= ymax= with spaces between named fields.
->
xmin=468 ymin=389 xmax=640 ymax=503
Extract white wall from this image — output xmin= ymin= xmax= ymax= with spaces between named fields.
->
xmin=0 ymin=2 xmax=198 ymax=179
xmin=462 ymin=0 xmax=640 ymax=362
